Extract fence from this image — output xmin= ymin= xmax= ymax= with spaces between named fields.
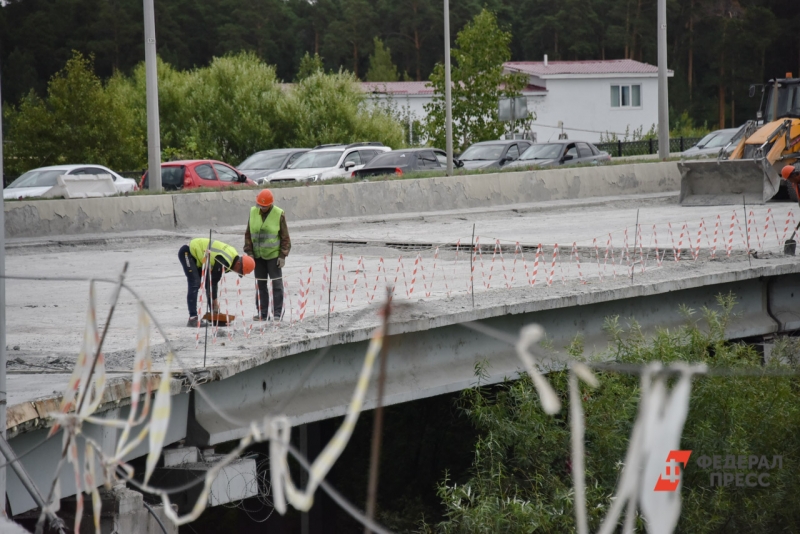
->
xmin=596 ymin=137 xmax=703 ymax=158
xmin=199 ymin=204 xmax=797 ymax=345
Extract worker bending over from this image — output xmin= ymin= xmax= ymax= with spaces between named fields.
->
xmin=179 ymin=238 xmax=255 ymax=327
xmin=244 ymin=189 xmax=291 ymax=321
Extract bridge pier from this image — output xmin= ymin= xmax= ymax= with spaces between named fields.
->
xmin=16 ymin=484 xmax=177 ymax=534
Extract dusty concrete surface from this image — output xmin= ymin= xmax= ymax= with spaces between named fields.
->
xmin=5 ymin=192 xmax=798 ymax=429
xmin=6 ymin=161 xmax=680 ymax=238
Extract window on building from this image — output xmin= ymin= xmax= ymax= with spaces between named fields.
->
xmin=611 ymin=84 xmax=642 ymax=108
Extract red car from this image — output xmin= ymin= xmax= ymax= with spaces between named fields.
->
xmin=140 ymin=160 xmax=256 ymax=190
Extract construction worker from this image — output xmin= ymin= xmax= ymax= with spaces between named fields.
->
xmin=782 ymin=164 xmax=800 ymax=201
xmin=179 ymin=238 xmax=255 ymax=327
xmin=244 ymin=189 xmax=291 ymax=321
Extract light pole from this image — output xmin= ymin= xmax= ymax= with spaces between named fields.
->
xmin=657 ymin=0 xmax=669 ymax=159
xmin=444 ymin=0 xmax=453 ymax=175
xmin=0 ymin=60 xmax=7 ymax=513
xmin=144 ymin=0 xmax=162 ymax=191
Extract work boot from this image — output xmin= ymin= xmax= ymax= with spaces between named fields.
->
xmin=187 ymin=316 xmax=209 ymax=328
xmin=252 ymin=315 xmax=269 ymax=322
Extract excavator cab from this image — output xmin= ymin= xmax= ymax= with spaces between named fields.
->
xmin=679 ymin=76 xmax=800 ymax=205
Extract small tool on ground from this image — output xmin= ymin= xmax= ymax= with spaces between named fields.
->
xmin=202 ymin=312 xmax=236 ymax=326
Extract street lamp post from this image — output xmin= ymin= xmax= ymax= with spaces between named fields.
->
xmin=144 ymin=0 xmax=162 ymax=191
xmin=444 ymin=0 xmax=453 ymax=175
xmin=657 ymin=0 xmax=669 ymax=159
xmin=0 ymin=60 xmax=7 ymax=514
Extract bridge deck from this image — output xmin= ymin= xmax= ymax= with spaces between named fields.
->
xmin=6 ymin=192 xmax=798 ymax=434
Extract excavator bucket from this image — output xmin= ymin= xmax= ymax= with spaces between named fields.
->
xmin=678 ymin=159 xmax=782 ymax=206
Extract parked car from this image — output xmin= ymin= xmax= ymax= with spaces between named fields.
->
xmin=3 ymin=164 xmax=138 ymax=200
xmin=503 ymin=140 xmax=611 ymax=170
xmin=353 ymin=148 xmax=461 ymax=178
xmin=681 ymin=127 xmax=744 ymax=159
xmin=237 ymin=148 xmax=310 ymax=184
xmin=140 ymin=160 xmax=255 ymax=190
xmin=457 ymin=139 xmax=533 ymax=170
xmin=267 ymin=143 xmax=391 ymax=183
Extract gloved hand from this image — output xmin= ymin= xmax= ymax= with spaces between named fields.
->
xmin=277 ymin=257 xmax=285 ymax=269
xmin=212 ymin=299 xmax=220 ymax=313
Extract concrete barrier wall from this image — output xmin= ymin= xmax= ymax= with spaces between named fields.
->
xmin=6 ymin=162 xmax=680 ymax=238
xmin=5 ymin=195 xmax=175 ymax=238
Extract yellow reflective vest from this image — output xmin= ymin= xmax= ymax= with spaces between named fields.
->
xmin=249 ymin=206 xmax=283 ymax=260
xmin=189 ymin=238 xmax=238 ymax=270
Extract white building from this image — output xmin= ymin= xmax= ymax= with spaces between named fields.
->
xmin=362 ymin=59 xmax=673 ymax=144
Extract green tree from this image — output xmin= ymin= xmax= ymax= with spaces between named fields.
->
xmin=366 ymin=38 xmax=399 ymax=82
xmin=279 ymin=70 xmax=404 ymax=148
xmin=4 ymin=51 xmax=143 ymax=176
xmin=323 ymin=0 xmax=377 ymax=78
xmin=167 ymin=52 xmax=283 ymax=163
xmin=295 ymin=51 xmax=325 ymax=81
xmin=424 ymin=9 xmax=526 ymax=150
xmin=425 ymin=295 xmax=800 ymax=532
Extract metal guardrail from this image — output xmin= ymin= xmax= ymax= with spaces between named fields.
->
xmin=596 ymin=137 xmax=703 ymax=157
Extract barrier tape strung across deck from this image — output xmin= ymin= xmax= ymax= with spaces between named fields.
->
xmin=190 ymin=206 xmax=798 ymax=338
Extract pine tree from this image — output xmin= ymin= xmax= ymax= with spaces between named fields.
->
xmin=295 ymin=52 xmax=324 ymax=81
xmin=366 ymin=38 xmax=400 ymax=82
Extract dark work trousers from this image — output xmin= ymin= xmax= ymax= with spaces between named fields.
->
xmin=179 ymin=245 xmax=220 ymax=317
xmin=255 ymin=257 xmax=284 ymax=319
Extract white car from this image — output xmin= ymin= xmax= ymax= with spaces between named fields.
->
xmin=267 ymin=143 xmax=391 ymax=183
xmin=4 ymin=164 xmax=138 ymax=200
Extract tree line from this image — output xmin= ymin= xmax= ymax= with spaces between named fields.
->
xmin=2 ymin=52 xmax=404 ymax=176
xmin=1 ymin=0 xmax=798 ymax=130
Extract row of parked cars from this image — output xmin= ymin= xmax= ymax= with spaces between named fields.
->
xmin=3 ymin=139 xmax=612 ymax=199
xmin=236 ymin=138 xmax=612 ymax=185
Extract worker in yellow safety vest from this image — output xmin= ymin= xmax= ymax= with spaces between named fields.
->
xmin=244 ymin=189 xmax=291 ymax=321
xmin=179 ymin=238 xmax=255 ymax=327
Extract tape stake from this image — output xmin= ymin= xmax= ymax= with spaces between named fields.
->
xmin=511 ymin=243 xmax=522 ymax=287
xmin=548 ymin=243 xmax=558 ymax=286
xmin=728 ymin=212 xmax=736 ymax=256
xmin=497 ymin=240 xmax=511 ymax=289
xmin=409 ymin=254 xmax=419 ymax=296
xmin=532 ymin=244 xmax=541 ymax=286
xmin=637 ymin=223 xmax=645 ymax=272
xmin=693 ymin=220 xmax=703 ymax=261
xmin=572 ymin=242 xmax=585 ymax=284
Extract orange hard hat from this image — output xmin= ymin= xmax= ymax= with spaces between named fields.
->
xmin=781 ymin=165 xmax=797 ymax=180
xmin=256 ymin=189 xmax=274 ymax=207
xmin=240 ymin=255 xmax=255 ymax=275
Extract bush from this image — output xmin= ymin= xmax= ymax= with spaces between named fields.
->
xmin=425 ymin=294 xmax=800 ymax=533
xmin=281 ymin=70 xmax=404 ymax=149
xmin=4 ymin=52 xmax=405 ymax=175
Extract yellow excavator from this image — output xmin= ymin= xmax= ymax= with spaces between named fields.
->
xmin=679 ymin=75 xmax=800 ymax=205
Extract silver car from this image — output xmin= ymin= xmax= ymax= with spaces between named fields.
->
xmin=681 ymin=127 xmax=744 ymax=159
xmin=503 ymin=140 xmax=611 ymax=170
xmin=267 ymin=143 xmax=390 ymax=183
xmin=237 ymin=148 xmax=310 ymax=184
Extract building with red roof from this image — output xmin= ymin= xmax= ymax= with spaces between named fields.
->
xmin=362 ymin=58 xmax=672 ymax=143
